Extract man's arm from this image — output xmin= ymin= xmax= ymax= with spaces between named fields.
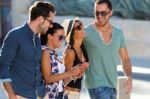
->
xmin=119 ymin=47 xmax=132 ymax=95
xmin=3 ymin=82 xmax=17 ymax=99
xmin=0 ymin=32 xmax=18 ymax=99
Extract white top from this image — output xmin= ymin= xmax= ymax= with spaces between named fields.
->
xmin=57 ymin=56 xmax=65 ymax=92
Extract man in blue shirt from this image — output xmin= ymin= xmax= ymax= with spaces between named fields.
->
xmin=0 ymin=1 xmax=56 ymax=99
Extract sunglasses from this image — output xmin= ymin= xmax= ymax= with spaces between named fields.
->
xmin=57 ymin=35 xmax=65 ymax=41
xmin=73 ymin=23 xmax=83 ymax=30
xmin=45 ymin=18 xmax=53 ymax=25
xmin=94 ymin=10 xmax=110 ymax=17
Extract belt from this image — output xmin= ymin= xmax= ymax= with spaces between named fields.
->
xmin=64 ymin=86 xmax=80 ymax=93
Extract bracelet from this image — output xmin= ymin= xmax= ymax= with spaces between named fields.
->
xmin=70 ymin=76 xmax=74 ymax=80
xmin=127 ymin=76 xmax=132 ymax=78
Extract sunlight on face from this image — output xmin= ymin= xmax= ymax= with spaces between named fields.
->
xmin=73 ymin=21 xmax=85 ymax=40
xmin=94 ymin=3 xmax=112 ymax=26
xmin=40 ymin=12 xmax=56 ymax=34
xmin=51 ymin=29 xmax=65 ymax=48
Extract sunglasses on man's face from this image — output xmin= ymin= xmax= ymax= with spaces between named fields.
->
xmin=94 ymin=10 xmax=110 ymax=17
xmin=45 ymin=18 xmax=53 ymax=25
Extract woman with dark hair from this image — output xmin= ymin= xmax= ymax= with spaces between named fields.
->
xmin=62 ymin=18 xmax=89 ymax=99
xmin=40 ymin=22 xmax=85 ymax=99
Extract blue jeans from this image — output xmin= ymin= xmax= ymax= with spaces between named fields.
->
xmin=88 ymin=86 xmax=116 ymax=99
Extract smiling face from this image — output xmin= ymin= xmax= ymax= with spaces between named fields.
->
xmin=48 ymin=29 xmax=65 ymax=49
xmin=94 ymin=3 xmax=112 ymax=26
xmin=39 ymin=12 xmax=55 ymax=34
xmin=73 ymin=21 xmax=86 ymax=41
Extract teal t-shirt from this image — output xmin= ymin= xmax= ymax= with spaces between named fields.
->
xmin=83 ymin=24 xmax=126 ymax=89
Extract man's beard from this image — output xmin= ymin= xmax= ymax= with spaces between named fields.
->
xmin=39 ymin=24 xmax=47 ymax=34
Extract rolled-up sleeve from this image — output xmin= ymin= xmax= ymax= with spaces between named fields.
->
xmin=0 ymin=31 xmax=18 ymax=81
xmin=0 ymin=78 xmax=12 ymax=83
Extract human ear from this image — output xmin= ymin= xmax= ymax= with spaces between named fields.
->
xmin=110 ymin=11 xmax=113 ymax=16
xmin=47 ymin=34 xmax=52 ymax=39
xmin=39 ymin=16 xmax=44 ymax=23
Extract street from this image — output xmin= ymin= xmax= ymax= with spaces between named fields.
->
xmin=0 ymin=57 xmax=150 ymax=99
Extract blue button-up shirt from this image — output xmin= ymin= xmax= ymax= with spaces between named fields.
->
xmin=0 ymin=23 xmax=46 ymax=99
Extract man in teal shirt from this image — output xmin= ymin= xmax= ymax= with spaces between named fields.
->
xmin=83 ymin=0 xmax=132 ymax=99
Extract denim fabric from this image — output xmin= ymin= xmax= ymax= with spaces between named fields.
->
xmin=58 ymin=92 xmax=64 ymax=99
xmin=63 ymin=93 xmax=68 ymax=99
xmin=0 ymin=23 xmax=45 ymax=99
xmin=88 ymin=86 xmax=116 ymax=99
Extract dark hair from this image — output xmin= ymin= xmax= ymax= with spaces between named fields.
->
xmin=29 ymin=1 xmax=55 ymax=21
xmin=66 ymin=20 xmax=89 ymax=61
xmin=69 ymin=21 xmax=75 ymax=46
xmin=41 ymin=22 xmax=64 ymax=45
xmin=95 ymin=0 xmax=112 ymax=10
xmin=81 ymin=44 xmax=89 ymax=62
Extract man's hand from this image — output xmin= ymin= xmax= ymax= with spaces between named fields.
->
xmin=124 ymin=76 xmax=132 ymax=95
xmin=8 ymin=94 xmax=17 ymax=99
xmin=3 ymin=82 xmax=17 ymax=99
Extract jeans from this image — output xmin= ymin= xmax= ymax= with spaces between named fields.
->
xmin=63 ymin=93 xmax=68 ymax=99
xmin=88 ymin=86 xmax=116 ymax=99
xmin=59 ymin=92 xmax=64 ymax=99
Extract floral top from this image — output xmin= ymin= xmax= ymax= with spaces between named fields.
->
xmin=44 ymin=47 xmax=60 ymax=99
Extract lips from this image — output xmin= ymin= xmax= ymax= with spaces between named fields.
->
xmin=98 ymin=19 xmax=104 ymax=22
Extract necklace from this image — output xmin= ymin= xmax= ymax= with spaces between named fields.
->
xmin=99 ymin=31 xmax=113 ymax=46
xmin=95 ymin=23 xmax=113 ymax=46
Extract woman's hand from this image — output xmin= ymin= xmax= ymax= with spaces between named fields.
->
xmin=71 ymin=62 xmax=89 ymax=77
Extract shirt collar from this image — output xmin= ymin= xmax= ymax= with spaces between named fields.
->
xmin=24 ymin=23 xmax=39 ymax=39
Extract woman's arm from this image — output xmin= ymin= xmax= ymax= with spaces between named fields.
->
xmin=63 ymin=49 xmax=76 ymax=85
xmin=64 ymin=49 xmax=75 ymax=71
xmin=41 ymin=49 xmax=80 ymax=84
